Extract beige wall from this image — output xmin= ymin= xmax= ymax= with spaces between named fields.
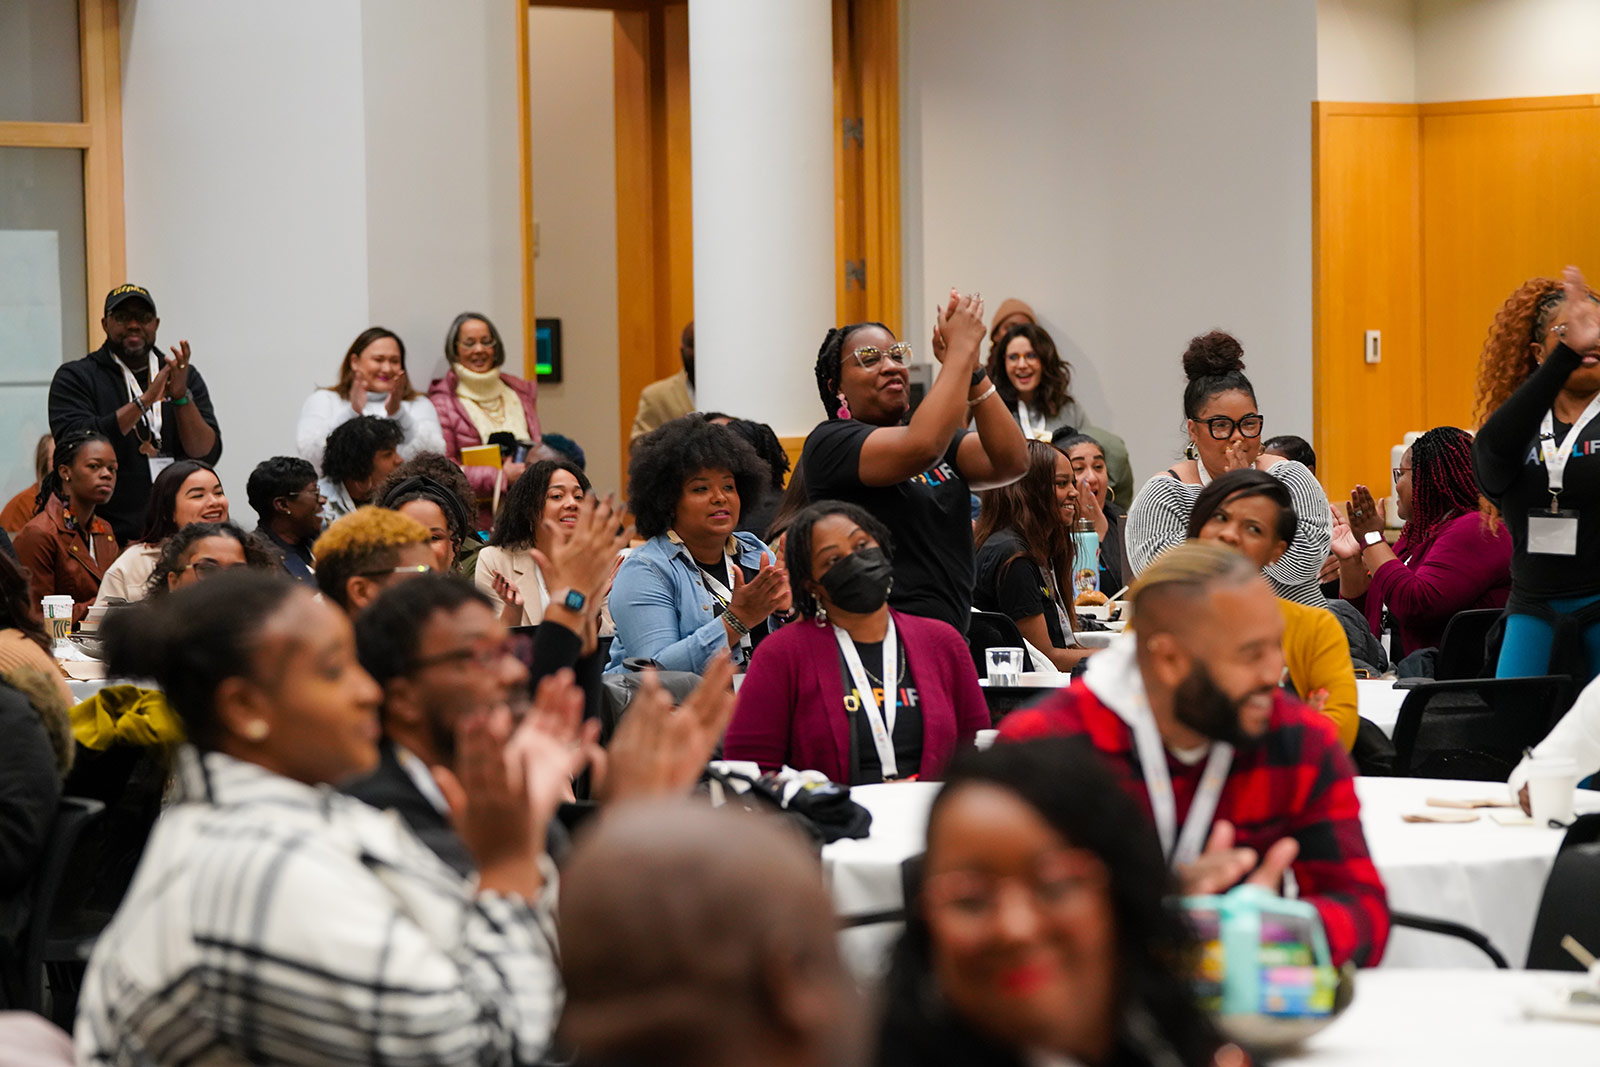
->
xmin=1415 ymin=0 xmax=1600 ymax=101
xmin=1317 ymin=0 xmax=1417 ymax=102
xmin=526 ymin=7 xmax=623 ymax=494
xmin=902 ymin=0 xmax=1318 ymax=483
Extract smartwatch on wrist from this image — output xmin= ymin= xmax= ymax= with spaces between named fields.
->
xmin=970 ymin=367 xmax=988 ymax=388
xmin=555 ymin=588 xmax=587 ymax=613
xmin=1361 ymin=530 xmax=1385 ymax=549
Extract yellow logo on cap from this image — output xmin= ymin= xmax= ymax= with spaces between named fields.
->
xmin=109 ymin=284 xmax=150 ymax=298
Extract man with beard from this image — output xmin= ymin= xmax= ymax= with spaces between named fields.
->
xmin=48 ymin=285 xmax=223 ymax=543
xmin=998 ymin=541 xmax=1389 ymax=967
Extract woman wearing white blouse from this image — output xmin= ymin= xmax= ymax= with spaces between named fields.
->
xmin=296 ymin=327 xmax=445 ymax=473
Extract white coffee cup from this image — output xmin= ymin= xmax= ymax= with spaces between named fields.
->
xmin=1526 ymin=756 xmax=1580 ymax=827
xmin=974 ymin=729 xmax=998 ymax=751
xmin=40 ymin=595 xmax=74 ymax=645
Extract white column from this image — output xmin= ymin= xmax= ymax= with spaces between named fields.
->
xmin=689 ymin=0 xmax=835 ymax=437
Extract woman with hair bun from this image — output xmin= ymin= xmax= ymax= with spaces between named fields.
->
xmin=1473 ymin=266 xmax=1600 ymax=681
xmin=1124 ymin=330 xmax=1332 ymax=607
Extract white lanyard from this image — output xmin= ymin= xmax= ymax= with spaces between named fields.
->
xmin=1105 ymin=697 xmax=1233 ymax=867
xmin=118 ymin=353 xmax=163 ymax=445
xmin=1047 ymin=565 xmax=1077 ymax=646
xmin=1538 ymin=393 xmax=1600 ymax=504
xmin=1018 ymin=403 xmax=1050 ymax=442
xmin=834 ymin=617 xmax=900 ymax=780
xmin=696 ymin=550 xmax=751 ymax=654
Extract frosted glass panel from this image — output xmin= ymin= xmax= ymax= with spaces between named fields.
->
xmin=0 ymin=147 xmax=87 ymax=367
xmin=0 ymin=386 xmax=50 ymax=525
xmin=0 ymin=0 xmax=82 ymax=123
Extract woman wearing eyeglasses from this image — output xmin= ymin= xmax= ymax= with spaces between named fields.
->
xmin=800 ymin=291 xmax=1029 ymax=632
xmin=145 ymin=521 xmax=278 ymax=597
xmin=1124 ymin=331 xmax=1332 ymax=607
xmin=428 ymin=312 xmax=542 ymax=520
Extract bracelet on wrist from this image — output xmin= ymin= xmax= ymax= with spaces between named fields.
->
xmin=968 ymin=381 xmax=998 ymax=407
xmin=722 ymin=609 xmax=751 ymax=637
xmin=171 ymin=393 xmax=190 ymax=406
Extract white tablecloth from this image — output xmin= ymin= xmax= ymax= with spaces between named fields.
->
xmin=1355 ymin=679 xmax=1407 ymax=737
xmin=1286 ymin=970 xmax=1597 ymax=1066
xmin=825 ymin=777 xmax=1600 ymax=972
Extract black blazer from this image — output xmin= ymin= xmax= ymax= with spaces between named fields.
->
xmin=345 ymin=741 xmax=476 ymax=878
xmin=48 ymin=344 xmax=224 ymax=543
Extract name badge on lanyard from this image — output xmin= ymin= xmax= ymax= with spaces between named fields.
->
xmin=1532 ymin=398 xmax=1600 ymax=556
xmin=698 ymin=552 xmax=751 ymax=660
xmin=835 ymin=618 xmax=901 ymax=780
xmin=1106 ymin=698 xmax=1233 ymax=867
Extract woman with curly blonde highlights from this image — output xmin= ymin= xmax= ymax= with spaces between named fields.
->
xmin=1473 ymin=266 xmax=1600 ymax=681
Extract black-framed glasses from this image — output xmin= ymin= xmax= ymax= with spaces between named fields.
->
xmin=412 ymin=634 xmax=533 ymax=673
xmin=1197 ymin=414 xmax=1264 ymax=440
xmin=851 ymin=343 xmax=912 ymax=370
xmin=1391 ymin=467 xmax=1412 ymax=483
xmin=180 ymin=558 xmax=248 ymax=578
xmin=109 ymin=307 xmax=155 ymax=325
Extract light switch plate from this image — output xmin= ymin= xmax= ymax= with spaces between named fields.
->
xmin=1364 ymin=329 xmax=1381 ymax=364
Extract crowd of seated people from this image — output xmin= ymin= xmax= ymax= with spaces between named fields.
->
xmin=18 ymin=270 xmax=1600 ymax=1065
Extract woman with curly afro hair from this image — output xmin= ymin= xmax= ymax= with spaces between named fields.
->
xmin=799 ymin=290 xmax=1028 ymax=633
xmin=1473 ymin=266 xmax=1600 ymax=681
xmin=605 ymin=416 xmax=790 ymax=675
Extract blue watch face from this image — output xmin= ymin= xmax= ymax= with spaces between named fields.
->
xmin=562 ymin=589 xmax=586 ymax=612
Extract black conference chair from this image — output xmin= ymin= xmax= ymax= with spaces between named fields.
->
xmin=1390 ymin=674 xmax=1574 ymax=781
xmin=1432 ymin=609 xmax=1503 ymax=681
xmin=966 ymin=611 xmax=1027 ymax=679
xmin=17 ymin=797 xmax=106 ymax=1026
xmin=1389 ymin=911 xmax=1509 ymax=968
xmin=1525 ymin=818 xmax=1600 ymax=970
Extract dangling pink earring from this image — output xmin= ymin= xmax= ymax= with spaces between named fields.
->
xmin=836 ymin=392 xmax=852 ymax=420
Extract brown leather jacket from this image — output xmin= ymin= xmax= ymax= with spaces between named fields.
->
xmin=13 ymin=496 xmax=120 ymax=622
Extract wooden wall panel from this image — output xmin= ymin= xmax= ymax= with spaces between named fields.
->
xmin=1419 ymin=99 xmax=1600 ymax=429
xmin=1311 ymin=103 xmax=1424 ymax=501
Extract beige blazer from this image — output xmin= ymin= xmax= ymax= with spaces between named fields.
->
xmin=629 ymin=371 xmax=694 ymax=442
xmin=475 ymin=546 xmax=547 ymax=627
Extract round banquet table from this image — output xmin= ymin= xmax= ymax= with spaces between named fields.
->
xmin=824 ymin=777 xmax=1600 ymax=974
xmin=1283 ymin=969 xmax=1598 ymax=1066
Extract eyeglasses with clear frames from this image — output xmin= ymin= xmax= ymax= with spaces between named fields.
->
xmin=1198 ymin=414 xmax=1265 ymax=440
xmin=1391 ymin=467 xmax=1412 ymax=483
xmin=919 ymin=848 xmax=1104 ymax=933
xmin=851 ymin=343 xmax=913 ymax=371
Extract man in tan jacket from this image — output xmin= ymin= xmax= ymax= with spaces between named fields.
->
xmin=630 ymin=321 xmax=696 ymax=442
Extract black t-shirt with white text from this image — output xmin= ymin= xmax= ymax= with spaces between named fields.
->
xmin=841 ymin=639 xmax=923 ymax=784
xmin=801 ymin=418 xmax=974 ymax=632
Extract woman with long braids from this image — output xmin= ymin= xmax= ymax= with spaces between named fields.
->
xmin=974 ymin=440 xmax=1094 ymax=671
xmin=1473 ymin=266 xmax=1600 ymax=681
xmin=799 ymin=290 xmax=1028 ymax=632
xmin=14 ymin=430 xmax=121 ymax=621
xmin=1331 ymin=427 xmax=1511 ymax=659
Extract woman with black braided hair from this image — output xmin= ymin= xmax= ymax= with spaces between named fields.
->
xmin=1332 ymin=427 xmax=1511 ymax=659
xmin=799 ymin=290 xmax=1028 ymax=632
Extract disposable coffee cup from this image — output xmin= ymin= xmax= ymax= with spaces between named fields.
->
xmin=40 ymin=595 xmax=74 ymax=645
xmin=974 ymin=729 xmax=999 ymax=751
xmin=985 ymin=646 xmax=1024 ymax=686
xmin=1526 ymin=756 xmax=1580 ymax=827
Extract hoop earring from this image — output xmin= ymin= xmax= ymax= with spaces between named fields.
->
xmin=1184 ymin=440 xmax=1198 ymax=461
xmin=836 ymin=393 xmax=852 ymax=420
xmin=1107 ymin=484 xmax=1116 ymax=504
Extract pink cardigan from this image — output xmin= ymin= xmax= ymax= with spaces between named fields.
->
xmin=427 ymin=370 xmax=542 ymax=501
xmin=724 ymin=610 xmax=990 ymax=783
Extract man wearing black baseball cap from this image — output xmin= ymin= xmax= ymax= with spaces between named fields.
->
xmin=47 ymin=284 xmax=223 ymax=542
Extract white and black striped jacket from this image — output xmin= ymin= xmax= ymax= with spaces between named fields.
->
xmin=76 ymin=747 xmax=561 ymax=1067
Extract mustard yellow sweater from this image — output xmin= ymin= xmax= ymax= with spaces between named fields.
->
xmin=1280 ymin=598 xmax=1358 ymax=750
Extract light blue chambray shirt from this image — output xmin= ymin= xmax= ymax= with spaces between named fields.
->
xmin=605 ymin=530 xmax=781 ymax=674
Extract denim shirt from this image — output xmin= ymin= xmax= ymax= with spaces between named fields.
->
xmin=605 ymin=530 xmax=779 ymax=674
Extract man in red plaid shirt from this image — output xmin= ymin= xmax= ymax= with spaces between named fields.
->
xmin=998 ymin=542 xmax=1389 ymax=967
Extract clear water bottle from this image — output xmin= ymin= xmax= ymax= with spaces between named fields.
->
xmin=1070 ymin=516 xmax=1099 ymax=599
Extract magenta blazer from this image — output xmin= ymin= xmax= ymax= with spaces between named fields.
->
xmin=1351 ymin=510 xmax=1512 ymax=655
xmin=427 ymin=370 xmax=542 ymax=501
xmin=724 ymin=609 xmax=990 ymax=783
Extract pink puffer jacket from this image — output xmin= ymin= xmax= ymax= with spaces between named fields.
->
xmin=427 ymin=370 xmax=542 ymax=502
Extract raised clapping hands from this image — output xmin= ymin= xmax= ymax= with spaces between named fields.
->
xmin=164 ymin=341 xmax=193 ymax=400
xmin=591 ymin=652 xmax=737 ymax=803
xmin=728 ymin=550 xmax=789 ymax=628
xmin=1177 ymin=820 xmax=1300 ymax=897
xmin=934 ymin=288 xmax=986 ymax=370
xmin=1346 ymin=485 xmax=1384 ymax=538
xmin=531 ymin=494 xmax=635 ymax=605
xmin=1557 ymin=265 xmax=1600 ymax=355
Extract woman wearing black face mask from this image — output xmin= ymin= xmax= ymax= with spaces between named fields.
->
xmin=724 ymin=501 xmax=990 ymax=784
